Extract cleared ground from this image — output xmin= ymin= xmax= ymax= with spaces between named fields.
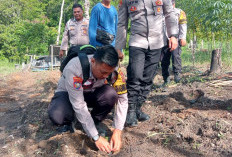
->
xmin=0 ymin=66 xmax=231 ymax=157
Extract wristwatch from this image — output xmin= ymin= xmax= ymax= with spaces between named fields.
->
xmin=92 ymin=134 xmax=100 ymax=142
xmin=169 ymin=34 xmax=178 ymax=39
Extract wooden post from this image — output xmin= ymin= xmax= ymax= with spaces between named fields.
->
xmin=51 ymin=45 xmax=53 ymax=71
xmin=54 ymin=56 xmax=57 ymax=66
xmin=209 ymin=49 xmax=222 ymax=74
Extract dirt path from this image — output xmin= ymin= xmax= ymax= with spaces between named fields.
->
xmin=0 ymin=67 xmax=231 ymax=157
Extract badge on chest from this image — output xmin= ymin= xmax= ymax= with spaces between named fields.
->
xmin=83 ymin=79 xmax=94 ymax=90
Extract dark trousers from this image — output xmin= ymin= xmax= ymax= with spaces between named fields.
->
xmin=48 ymin=85 xmax=118 ymax=125
xmin=127 ymin=46 xmax=161 ymax=105
xmin=161 ymin=42 xmax=182 ymax=80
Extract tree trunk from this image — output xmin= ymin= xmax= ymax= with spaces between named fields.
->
xmin=191 ymin=30 xmax=196 ymax=66
xmin=84 ymin=0 xmax=90 ymax=19
xmin=209 ymin=49 xmax=222 ymax=74
xmin=56 ymin=0 xmax=65 ymax=45
xmin=194 ymin=35 xmax=197 ymax=49
xmin=190 ymin=39 xmax=195 ymax=66
xmin=212 ymin=33 xmax=215 ymax=50
xmin=201 ymin=40 xmax=204 ymax=50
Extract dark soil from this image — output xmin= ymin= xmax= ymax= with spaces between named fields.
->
xmin=0 ymin=66 xmax=231 ymax=157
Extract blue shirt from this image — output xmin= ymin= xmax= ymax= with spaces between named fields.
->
xmin=89 ymin=3 xmax=118 ymax=47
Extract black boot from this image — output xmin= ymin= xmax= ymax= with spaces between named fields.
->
xmin=125 ymin=104 xmax=138 ymax=127
xmin=162 ymin=76 xmax=170 ymax=87
xmin=174 ymin=73 xmax=181 ymax=83
xmin=136 ymin=102 xmax=150 ymax=121
xmin=161 ymin=76 xmax=170 ymax=92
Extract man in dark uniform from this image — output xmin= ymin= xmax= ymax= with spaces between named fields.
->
xmin=115 ymin=0 xmax=178 ymax=127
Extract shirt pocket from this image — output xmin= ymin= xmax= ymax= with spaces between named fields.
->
xmin=152 ymin=0 xmax=163 ymax=15
xmin=69 ymin=25 xmax=76 ymax=37
xmin=80 ymin=24 xmax=88 ymax=36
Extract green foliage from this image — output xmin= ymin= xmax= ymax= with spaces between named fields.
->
xmin=0 ymin=0 xmax=231 ymax=68
xmin=0 ymin=0 xmax=57 ymax=61
xmin=176 ymin=0 xmax=232 ymax=41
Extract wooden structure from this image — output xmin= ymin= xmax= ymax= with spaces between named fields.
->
xmin=49 ymin=45 xmax=61 ymax=70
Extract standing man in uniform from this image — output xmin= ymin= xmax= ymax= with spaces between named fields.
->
xmin=48 ymin=45 xmax=128 ymax=153
xmin=59 ymin=4 xmax=89 ymax=58
xmin=161 ymin=0 xmax=187 ymax=84
xmin=115 ymin=0 xmax=178 ymax=127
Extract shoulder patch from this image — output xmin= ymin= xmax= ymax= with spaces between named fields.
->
xmin=73 ymin=77 xmax=83 ymax=90
xmin=113 ymin=68 xmax=127 ymax=95
xmin=179 ymin=10 xmax=187 ymax=24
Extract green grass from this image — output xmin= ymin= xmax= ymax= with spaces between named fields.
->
xmin=181 ymin=44 xmax=232 ymax=71
xmin=0 ymin=60 xmax=20 ymax=76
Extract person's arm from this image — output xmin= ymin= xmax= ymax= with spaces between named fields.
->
xmin=60 ymin=20 xmax=70 ymax=57
xmin=117 ymin=49 xmax=124 ymax=60
xmin=109 ymin=69 xmax=128 ymax=152
xmin=110 ymin=93 xmax=128 ymax=152
xmin=179 ymin=10 xmax=187 ymax=47
xmin=115 ymin=0 xmax=129 ymax=50
xmin=163 ymin=0 xmax=178 ymax=51
xmin=113 ymin=93 xmax=128 ymax=131
xmin=115 ymin=9 xmax=118 ymax=39
xmin=89 ymin=6 xmax=99 ymax=47
xmin=114 ymin=9 xmax=124 ymax=60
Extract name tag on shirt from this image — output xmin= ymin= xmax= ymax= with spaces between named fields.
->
xmin=83 ymin=79 xmax=94 ymax=90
